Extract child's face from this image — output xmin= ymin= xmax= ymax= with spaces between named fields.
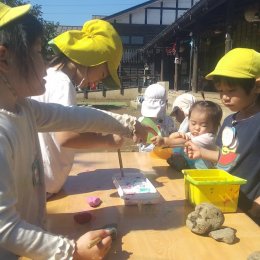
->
xmin=215 ymin=82 xmax=256 ymax=112
xmin=188 ymin=108 xmax=214 ymax=136
xmin=74 ymin=63 xmax=109 ymax=89
xmin=10 ymin=37 xmax=46 ymax=97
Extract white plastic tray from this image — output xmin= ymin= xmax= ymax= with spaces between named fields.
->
xmin=113 ymin=172 xmax=160 ymax=205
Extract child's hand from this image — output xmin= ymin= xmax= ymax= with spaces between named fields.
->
xmin=74 ymin=229 xmax=112 ymax=260
xmin=184 ymin=141 xmax=202 ymax=159
xmin=169 ymin=132 xmax=190 ymax=141
xmin=132 ymin=121 xmax=157 ymax=143
xmin=151 ymin=136 xmax=164 ymax=146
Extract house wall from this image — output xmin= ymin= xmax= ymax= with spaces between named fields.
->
xmin=104 ymin=0 xmax=198 ymax=89
xmin=108 ymin=0 xmax=196 ymax=26
xmin=174 ymin=0 xmax=260 ymax=91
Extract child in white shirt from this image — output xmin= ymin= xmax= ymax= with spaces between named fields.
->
xmin=33 ymin=19 xmax=125 ymax=196
xmin=0 ymin=3 xmax=150 ymax=259
xmin=138 ymin=83 xmax=176 ymax=152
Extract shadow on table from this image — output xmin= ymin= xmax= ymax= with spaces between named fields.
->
xmin=47 ymin=198 xmax=191 ymax=260
xmin=48 ymin=166 xmax=183 ymax=199
xmin=46 ymin=163 xmax=191 ymax=260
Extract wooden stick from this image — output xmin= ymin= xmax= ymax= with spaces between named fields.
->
xmin=88 ymin=236 xmax=102 ymax=249
xmin=117 ymin=149 xmax=124 ymax=177
xmin=161 ymin=144 xmax=185 ymax=149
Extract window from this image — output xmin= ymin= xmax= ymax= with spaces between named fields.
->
xmin=131 ymin=36 xmax=144 ymax=45
xmin=121 ymin=36 xmax=130 ymax=44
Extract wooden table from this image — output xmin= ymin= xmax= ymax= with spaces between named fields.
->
xmin=46 ymin=152 xmax=260 ymax=260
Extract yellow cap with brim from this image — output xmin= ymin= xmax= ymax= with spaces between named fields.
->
xmin=51 ymin=19 xmax=123 ymax=89
xmin=206 ymin=48 xmax=260 ymax=80
xmin=0 ymin=3 xmax=31 ymax=28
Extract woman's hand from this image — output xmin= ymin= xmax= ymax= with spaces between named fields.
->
xmin=74 ymin=229 xmax=112 ymax=260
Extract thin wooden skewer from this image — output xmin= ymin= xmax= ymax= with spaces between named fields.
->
xmin=88 ymin=237 xmax=102 ymax=249
xmin=117 ymin=149 xmax=124 ymax=177
xmin=161 ymin=144 xmax=185 ymax=149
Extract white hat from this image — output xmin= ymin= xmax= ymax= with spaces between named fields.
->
xmin=171 ymin=93 xmax=196 ymax=116
xmin=141 ymin=83 xmax=167 ymax=118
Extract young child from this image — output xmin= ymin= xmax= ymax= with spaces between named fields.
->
xmin=170 ymin=93 xmax=196 ymax=133
xmin=152 ymin=100 xmax=222 ymax=170
xmin=185 ymin=48 xmax=260 ymax=223
xmin=0 ymin=3 xmax=151 ymax=259
xmin=138 ymin=83 xmax=176 ymax=152
xmin=32 ymin=19 xmax=125 ymax=196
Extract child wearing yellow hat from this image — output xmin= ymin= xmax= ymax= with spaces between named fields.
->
xmin=0 ymin=2 xmax=151 ymax=259
xmin=185 ymin=48 xmax=260 ymax=224
xmin=32 ymin=19 xmax=125 ymax=197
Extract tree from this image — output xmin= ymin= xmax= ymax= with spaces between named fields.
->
xmin=3 ymin=0 xmax=59 ymax=59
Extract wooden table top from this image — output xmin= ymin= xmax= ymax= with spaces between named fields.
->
xmin=46 ymin=152 xmax=260 ymax=260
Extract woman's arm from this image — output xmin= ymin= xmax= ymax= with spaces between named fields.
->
xmin=55 ymin=132 xmax=123 ymax=149
xmin=29 ymin=99 xmax=150 ymax=142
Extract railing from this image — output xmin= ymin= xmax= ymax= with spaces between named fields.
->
xmin=77 ymin=75 xmax=161 ymax=98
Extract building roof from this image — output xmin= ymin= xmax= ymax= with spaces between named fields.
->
xmin=142 ymin=0 xmax=227 ymax=51
xmin=103 ymin=0 xmax=160 ymax=20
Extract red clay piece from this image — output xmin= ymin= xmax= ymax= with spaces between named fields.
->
xmin=74 ymin=211 xmax=92 ymax=224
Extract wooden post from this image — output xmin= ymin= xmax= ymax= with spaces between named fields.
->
xmin=188 ymin=32 xmax=193 ymax=91
xmin=160 ymin=52 xmax=165 ymax=81
xmin=225 ymin=0 xmax=234 ymax=53
xmin=84 ymin=89 xmax=88 ymax=99
xmin=225 ymin=26 xmax=232 ymax=53
xmin=191 ymin=38 xmax=198 ymax=93
xmin=174 ymin=40 xmax=180 ymax=91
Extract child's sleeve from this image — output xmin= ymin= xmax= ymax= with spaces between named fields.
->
xmin=30 ymin=99 xmax=136 ymax=138
xmin=0 ymin=137 xmax=75 ymax=259
xmin=191 ymin=133 xmax=217 ymax=150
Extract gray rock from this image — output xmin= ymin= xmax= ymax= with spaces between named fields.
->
xmin=186 ymin=203 xmax=225 ymax=234
xmin=248 ymin=251 xmax=260 ymax=260
xmin=209 ymin=227 xmax=236 ymax=244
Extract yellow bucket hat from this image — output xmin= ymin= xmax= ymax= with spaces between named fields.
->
xmin=206 ymin=48 xmax=260 ymax=80
xmin=0 ymin=2 xmax=31 ymax=28
xmin=51 ymin=19 xmax=123 ymax=89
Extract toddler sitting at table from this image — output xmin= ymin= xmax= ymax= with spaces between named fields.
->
xmin=151 ymin=100 xmax=222 ymax=171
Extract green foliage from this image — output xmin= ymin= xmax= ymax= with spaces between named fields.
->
xmin=2 ymin=0 xmax=59 ymax=59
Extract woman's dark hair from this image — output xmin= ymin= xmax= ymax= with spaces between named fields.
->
xmin=189 ymin=100 xmax=223 ymax=134
xmin=0 ymin=14 xmax=43 ymax=77
xmin=48 ymin=52 xmax=70 ymax=70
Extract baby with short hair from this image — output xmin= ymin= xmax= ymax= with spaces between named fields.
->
xmin=152 ymin=100 xmax=222 ymax=170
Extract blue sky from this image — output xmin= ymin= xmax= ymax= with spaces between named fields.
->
xmin=28 ymin=0 xmax=148 ymax=26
